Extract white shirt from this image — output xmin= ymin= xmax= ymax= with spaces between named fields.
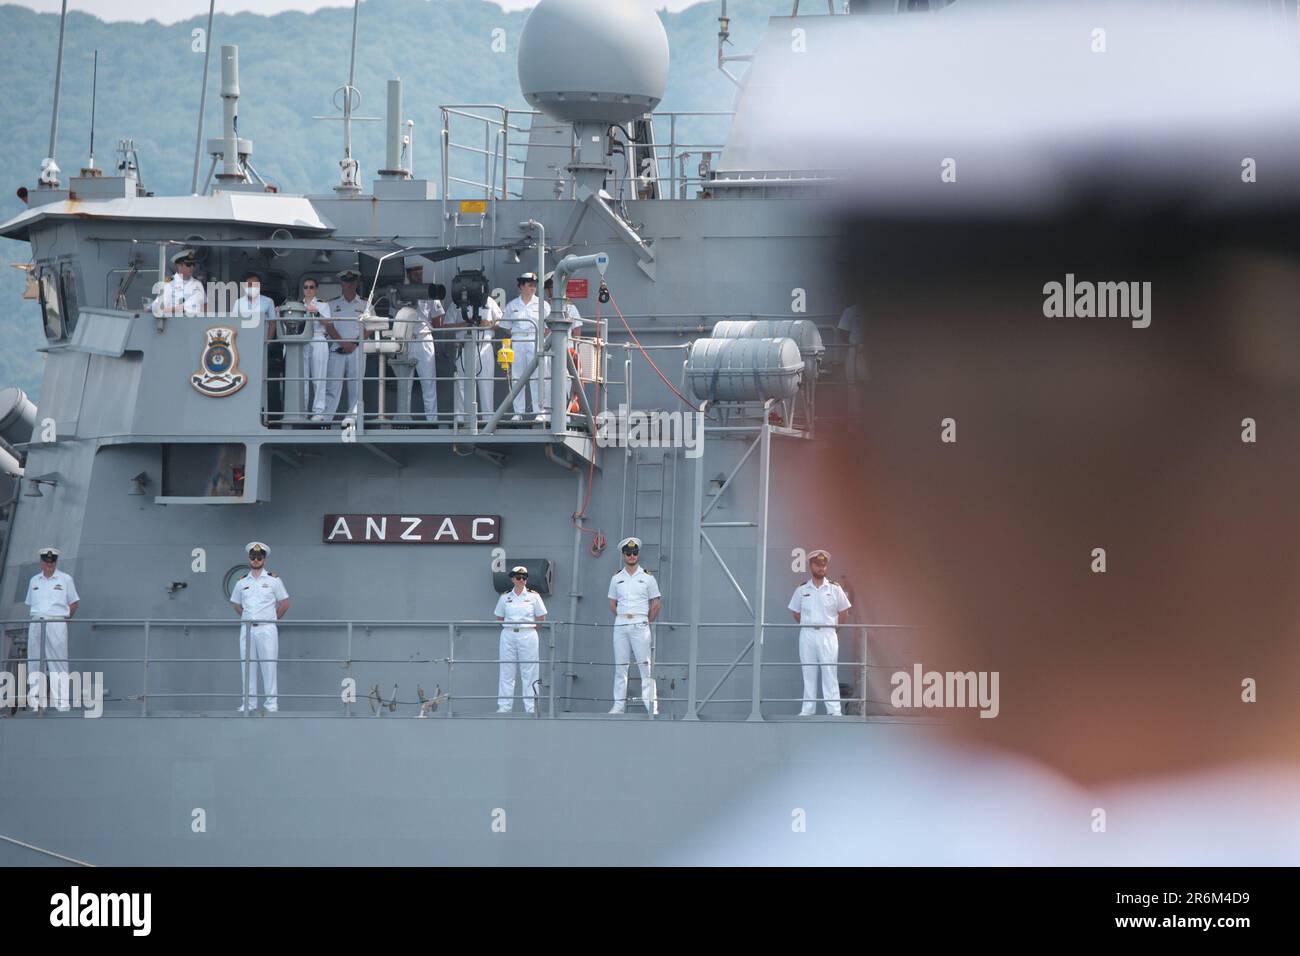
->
xmin=230 ymin=570 xmax=289 ymax=624
xmin=788 ymin=578 xmax=851 ymax=629
xmin=304 ymin=298 xmax=332 ymax=340
xmin=26 ymin=569 xmax=80 ymax=619
xmin=668 ymin=739 xmax=1300 ymax=866
xmin=609 ymin=566 xmax=661 ymax=620
xmin=158 ymin=274 xmax=205 ymax=317
xmin=412 ymin=299 xmax=447 ymax=341
xmin=495 ymin=588 xmax=547 ymax=629
xmin=502 ymin=295 xmax=551 ymax=342
xmin=326 ymin=295 xmax=366 ymax=346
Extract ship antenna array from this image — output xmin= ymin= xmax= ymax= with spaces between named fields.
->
xmin=343 ymin=0 xmax=359 ymax=188
xmin=87 ymin=50 xmax=98 ymax=171
xmin=314 ymin=0 xmax=382 ymax=194
xmin=716 ymin=1 xmax=755 ymax=88
xmin=40 ymin=0 xmax=69 ymax=187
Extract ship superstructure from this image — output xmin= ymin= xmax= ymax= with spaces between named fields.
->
xmin=0 ymin=0 xmax=940 ymax=866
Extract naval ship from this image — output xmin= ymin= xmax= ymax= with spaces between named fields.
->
xmin=0 ymin=0 xmax=942 ymax=866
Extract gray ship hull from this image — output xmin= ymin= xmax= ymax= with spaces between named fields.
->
xmin=0 ymin=715 xmax=932 ymax=866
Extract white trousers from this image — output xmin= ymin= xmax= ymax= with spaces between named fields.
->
xmin=611 ymin=621 xmax=656 ymax=714
xmin=497 ymin=628 xmax=539 ymax=713
xmin=240 ymin=623 xmax=279 ymax=711
xmin=799 ymin=628 xmax=841 ymax=716
xmin=455 ymin=340 xmax=496 ymax=423
xmin=510 ymin=340 xmax=549 ymax=416
xmin=305 ymin=340 xmax=330 ymax=415
xmin=323 ymin=347 xmax=362 ymax=419
xmin=396 ymin=340 xmax=438 ymax=421
xmin=27 ymin=620 xmax=70 ymax=711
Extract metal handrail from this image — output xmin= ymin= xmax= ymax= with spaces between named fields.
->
xmin=439 ymin=104 xmax=737 ymax=201
xmin=3 ymin=616 xmax=922 ymax=720
xmin=260 ymin=315 xmax=605 ymax=431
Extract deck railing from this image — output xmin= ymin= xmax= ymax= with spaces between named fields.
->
xmin=440 ymin=105 xmax=735 ymax=203
xmin=3 ymin=617 xmax=924 ymax=722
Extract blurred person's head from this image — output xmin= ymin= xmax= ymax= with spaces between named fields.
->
xmin=803 ymin=2 xmax=1300 ymax=785
xmin=826 ymin=212 xmax=1300 ymax=786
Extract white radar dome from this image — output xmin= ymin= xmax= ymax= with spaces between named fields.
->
xmin=517 ymin=0 xmax=670 ymax=126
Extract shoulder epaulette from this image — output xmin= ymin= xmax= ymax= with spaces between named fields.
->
xmin=269 ymin=571 xmax=278 ymax=578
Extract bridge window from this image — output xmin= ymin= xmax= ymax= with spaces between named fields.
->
xmin=60 ymin=263 xmax=80 ymax=334
xmin=162 ymin=443 xmax=247 ymax=498
xmin=38 ymin=269 xmax=64 ymax=340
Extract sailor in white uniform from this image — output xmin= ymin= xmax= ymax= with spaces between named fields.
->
xmin=451 ymin=295 xmax=502 ymax=426
xmin=322 ymin=268 xmax=366 ymax=421
xmin=501 ymin=272 xmax=551 ymax=420
xmin=25 ymin=547 xmax=80 ymax=712
xmin=493 ymin=566 xmax=548 ymax=713
xmin=154 ymin=248 xmax=205 ymax=317
xmin=395 ymin=257 xmax=444 ymax=423
xmin=229 ymin=541 xmax=290 ymax=713
xmin=788 ymin=549 xmax=851 ymax=716
xmin=607 ymin=537 xmax=660 ymax=716
xmin=300 ymin=278 xmax=332 ymax=419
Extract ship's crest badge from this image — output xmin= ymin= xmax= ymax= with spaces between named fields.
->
xmin=191 ymin=326 xmax=247 ymax=397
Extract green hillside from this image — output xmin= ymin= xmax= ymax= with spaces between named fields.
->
xmin=0 ymin=0 xmax=787 ymax=397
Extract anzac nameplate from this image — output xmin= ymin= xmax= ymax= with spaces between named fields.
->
xmin=323 ymin=514 xmax=501 ymax=544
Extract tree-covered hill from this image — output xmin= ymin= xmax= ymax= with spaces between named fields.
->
xmin=0 ymin=0 xmax=788 ymax=396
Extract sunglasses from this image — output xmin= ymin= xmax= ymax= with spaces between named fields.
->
xmin=622 ymin=548 xmax=640 ymax=556
xmin=303 ymin=284 xmax=317 ymax=290
xmin=249 ymin=554 xmax=266 ymax=561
